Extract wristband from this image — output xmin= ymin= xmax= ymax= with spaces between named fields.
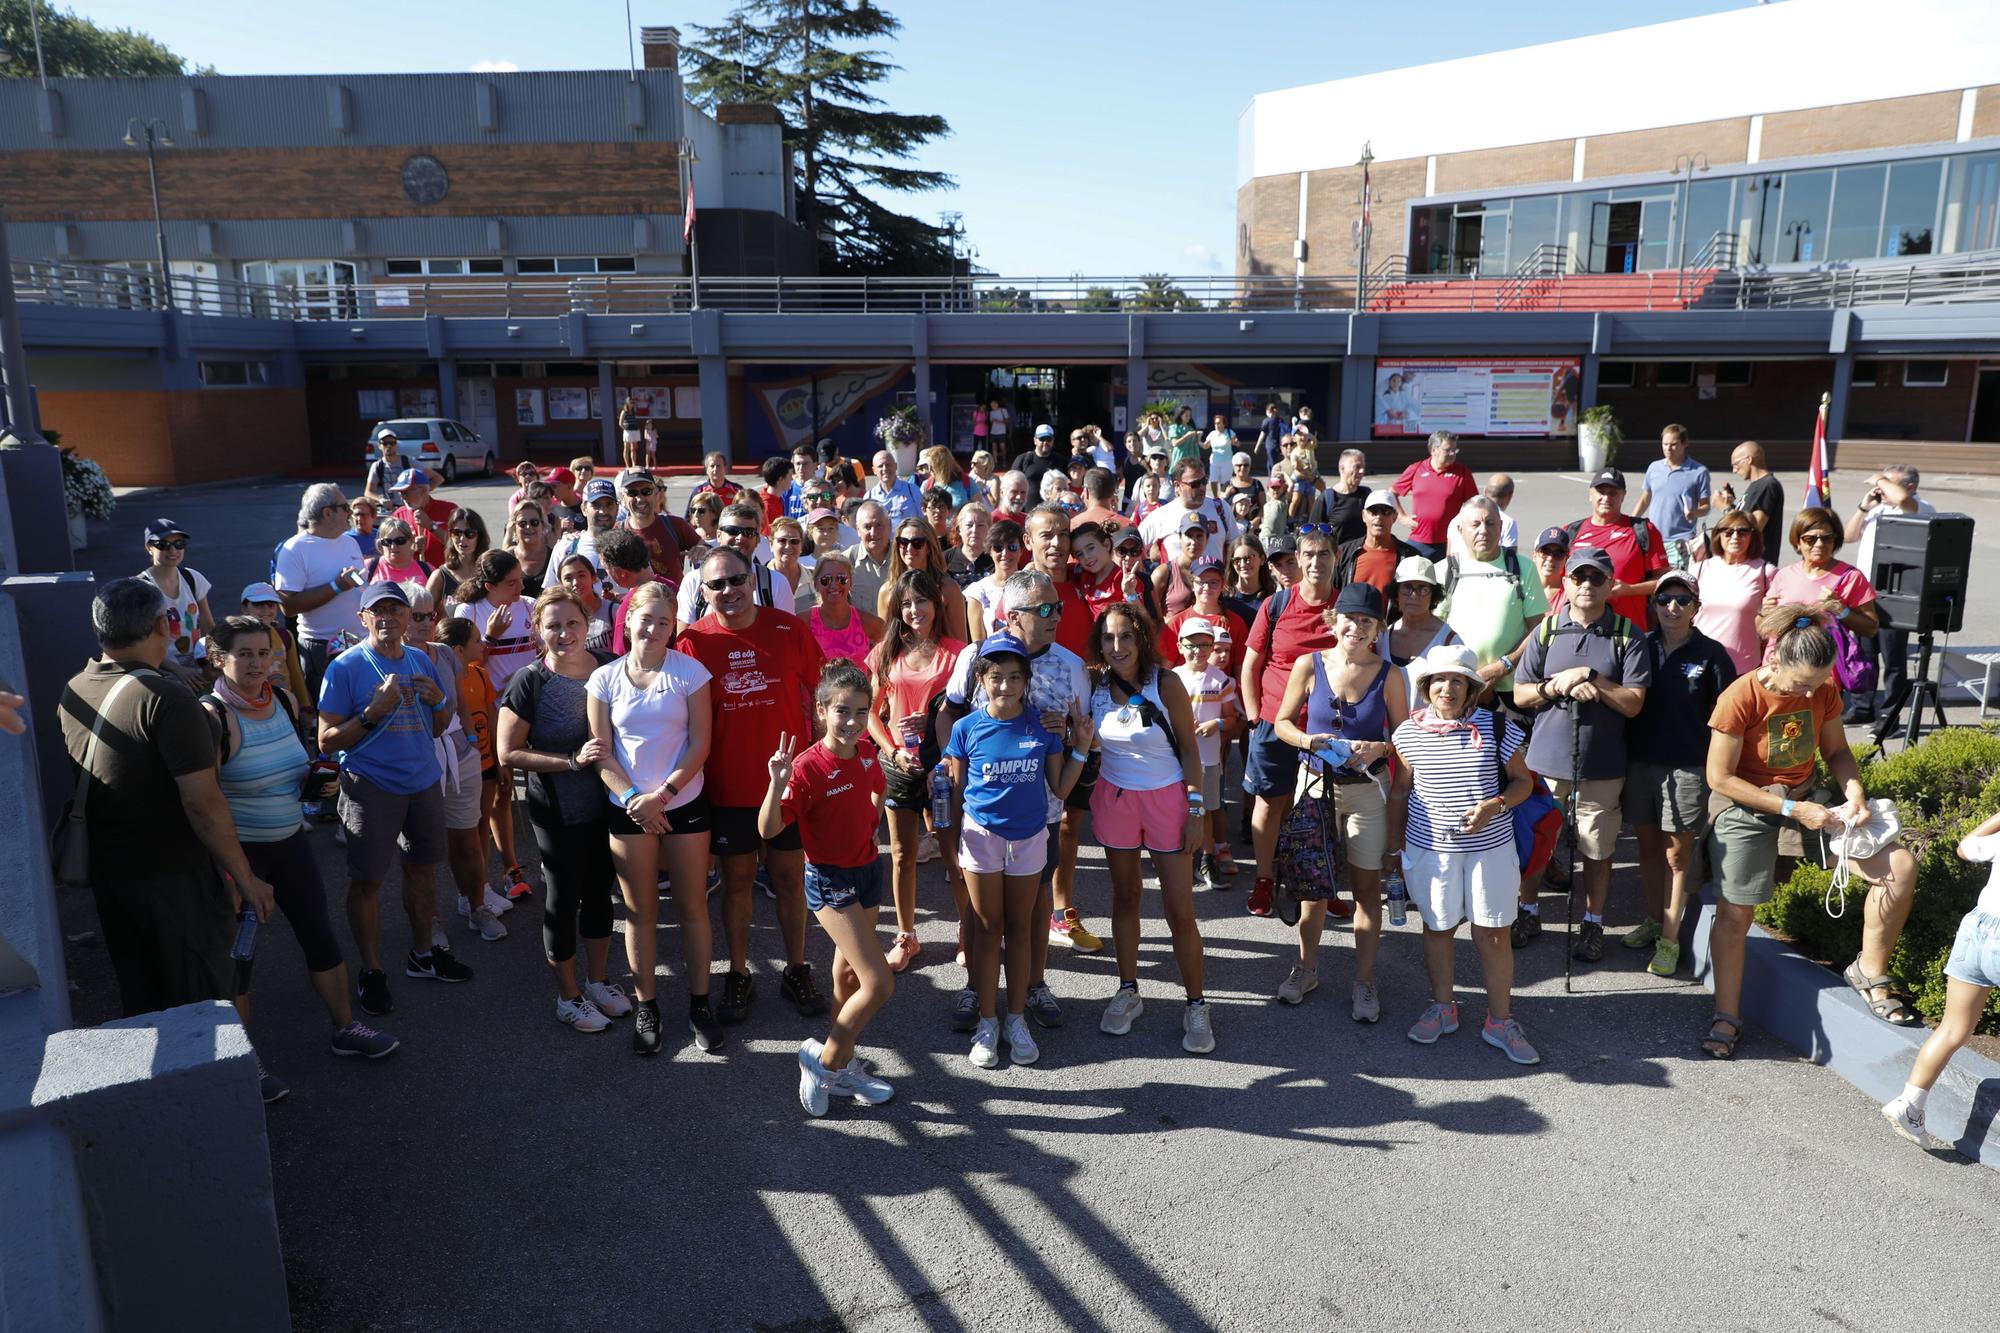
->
xmin=1835 ymin=605 xmax=1850 ymax=621
xmin=1069 ymin=748 xmax=1090 ymax=763
xmin=662 ymin=780 xmax=680 ymax=797
xmin=620 ymin=785 xmax=641 ymax=807
xmin=1781 ymin=798 xmax=1796 ymax=818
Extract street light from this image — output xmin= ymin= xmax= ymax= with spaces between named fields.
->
xmin=122 ymin=117 xmax=175 ymax=311
xmin=1671 ymin=152 xmax=1710 ymax=302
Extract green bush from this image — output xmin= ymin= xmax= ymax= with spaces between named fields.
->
xmin=1754 ymin=726 xmax=2000 ymax=1032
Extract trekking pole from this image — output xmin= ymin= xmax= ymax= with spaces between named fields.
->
xmin=1563 ymin=697 xmax=1582 ymax=996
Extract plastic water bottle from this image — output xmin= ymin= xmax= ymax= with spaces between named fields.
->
xmin=229 ymin=907 xmax=259 ymax=962
xmin=928 ymin=764 xmax=952 ymax=828
xmin=1385 ymin=867 xmax=1409 ymax=928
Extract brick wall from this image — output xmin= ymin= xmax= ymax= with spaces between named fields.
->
xmin=1247 ymin=174 xmax=1298 ymax=278
xmin=41 ymin=391 xmax=175 ymax=487
xmin=0 ymin=142 xmax=681 ymax=222
xmin=1843 ymin=360 xmax=1977 ymax=440
xmin=1759 ymin=90 xmax=1962 ymax=158
xmin=1304 ymin=155 xmax=1427 ymax=275
xmin=1974 ymin=86 xmax=2000 ymax=140
xmin=39 ymin=387 xmax=308 ymax=487
xmin=1432 ymin=138 xmax=1575 ymax=194
xmin=1581 ymin=118 xmax=1751 ymax=178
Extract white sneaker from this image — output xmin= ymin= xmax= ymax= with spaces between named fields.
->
xmin=555 ymin=996 xmax=610 ymax=1032
xmin=1004 ymin=1014 xmax=1040 ymax=1065
xmin=1351 ymin=980 xmax=1381 ymax=1024
xmin=482 ymin=887 xmax=514 ymax=918
xmin=968 ymin=1017 xmax=1001 ymax=1069
xmin=797 ymin=1040 xmax=831 ymax=1117
xmin=1182 ymin=1000 xmax=1216 ymax=1054
xmin=1881 ymin=1099 xmax=1938 ymax=1149
xmin=830 ymin=1062 xmax=895 ymax=1105
xmin=1100 ymin=986 xmax=1144 ymax=1036
xmin=916 ymin=831 xmax=940 ymax=863
xmin=584 ymin=980 xmax=633 ymax=1018
xmin=468 ymin=907 xmax=507 ymax=942
xmin=1276 ymin=964 xmax=1319 ymax=1006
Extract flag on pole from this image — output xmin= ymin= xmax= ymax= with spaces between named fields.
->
xmin=1805 ymin=391 xmax=1831 ymax=510
xmin=683 ymin=176 xmax=697 ymax=247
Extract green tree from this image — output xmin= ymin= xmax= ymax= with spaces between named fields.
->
xmin=0 ymin=1 xmax=209 ymax=78
xmin=1131 ymin=274 xmax=1201 ymax=311
xmin=682 ymin=0 xmax=955 ymax=276
xmin=1076 ymin=286 xmax=1122 ymax=312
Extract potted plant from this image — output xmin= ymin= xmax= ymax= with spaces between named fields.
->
xmin=874 ymin=403 xmax=926 ymax=473
xmin=58 ymin=434 xmax=115 ymax=552
xmin=1577 ymin=405 xmax=1621 ymax=473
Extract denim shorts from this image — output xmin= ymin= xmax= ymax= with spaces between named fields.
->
xmin=804 ymin=857 xmax=884 ymax=912
xmin=1944 ymin=909 xmax=2000 ymax=990
xmin=1243 ymin=720 xmax=1301 ymax=798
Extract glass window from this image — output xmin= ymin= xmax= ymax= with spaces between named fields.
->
xmin=1904 ymin=361 xmax=1949 ymax=387
xmin=427 ymin=259 xmax=465 ymax=276
xmin=1852 ymin=362 xmax=1879 ymax=388
xmin=596 ymin=257 xmax=637 ymax=273
xmin=1409 ymin=205 xmax=1450 ymax=275
xmin=555 ymin=257 xmax=595 ymax=274
xmin=1826 ymin=164 xmax=1886 ymax=262
xmin=1559 ymin=191 xmax=1607 ymax=271
xmin=1682 ymin=177 xmax=1736 ymax=265
xmin=1655 ymin=362 xmax=1694 ymax=387
xmin=1881 ymin=159 xmax=1943 ymax=257
xmin=517 ymin=258 xmax=556 ymax=274
xmin=385 ymin=259 xmax=422 ymax=276
xmin=469 ymin=259 xmax=505 ymax=275
xmin=1773 ymin=169 xmax=1831 ymax=263
xmin=1507 ymin=194 xmax=1560 ymax=271
xmin=1942 ymin=152 xmax=2000 ymax=255
xmin=439 ymin=422 xmax=462 ymax=441
xmin=199 ymin=360 xmax=270 ymax=387
xmin=1741 ymin=175 xmax=1783 ymax=264
xmin=1715 ymin=361 xmax=1754 ymax=386
xmin=1597 ymin=362 xmax=1636 ymax=388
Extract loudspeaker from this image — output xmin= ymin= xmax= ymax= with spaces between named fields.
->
xmin=1870 ymin=512 xmax=1972 ymax=634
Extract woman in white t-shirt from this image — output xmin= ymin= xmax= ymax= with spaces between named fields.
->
xmin=586 ymin=582 xmax=719 ymax=1055
xmin=451 ymin=550 xmax=537 ymax=690
xmin=138 ymin=518 xmax=215 ymax=682
xmin=964 ymin=517 xmax=1026 ymax=639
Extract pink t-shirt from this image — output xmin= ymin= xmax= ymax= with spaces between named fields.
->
xmin=1761 ymin=560 xmax=1874 ymax=664
xmin=1692 ymin=558 xmax=1774 ymax=674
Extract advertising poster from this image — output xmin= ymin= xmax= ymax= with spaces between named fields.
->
xmin=673 ymin=385 xmax=702 ymax=419
xmin=514 ymin=388 xmax=545 ymax=427
xmin=548 ymin=387 xmax=590 ymax=421
xmin=751 ymin=364 xmax=910 ymax=453
xmin=398 ymin=387 xmax=440 ymax=418
xmin=1373 ymin=358 xmax=1581 ymax=438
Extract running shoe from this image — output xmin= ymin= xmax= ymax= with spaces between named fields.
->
xmin=1572 ymin=921 xmax=1606 ymax=963
xmin=1100 ymin=986 xmax=1143 ymax=1036
xmin=805 ymin=1039 xmax=877 ymax=1077
xmin=968 ymin=1017 xmax=1002 ymax=1068
xmin=756 ymin=866 xmax=776 ymax=900
xmin=584 ymin=980 xmax=634 ymax=1018
xmin=1276 ymin=964 xmax=1319 ymax=1006
xmin=405 ymin=946 xmax=473 ymax=983
xmin=466 ymin=906 xmax=507 ymax=942
xmin=1510 ymin=910 xmax=1542 ymax=948
xmin=1026 ymin=982 xmax=1064 ymax=1029
xmin=632 ymin=999 xmax=663 ymax=1055
xmin=1003 ymin=1014 xmax=1040 ymax=1065
xmin=1351 ymin=980 xmax=1381 ymax=1024
xmin=1191 ymin=852 xmax=1214 ymax=893
xmin=797 ymin=1041 xmax=832 ymax=1117
xmin=1060 ymin=910 xmax=1103 ymax=954
xmin=688 ymin=1003 xmax=725 ymax=1053
xmin=1247 ymin=876 xmax=1276 ymax=918
xmin=1212 ymin=845 xmax=1238 ymax=878
xmin=1880 ymin=1099 xmax=1938 ymax=1149
xmin=717 ymin=969 xmax=755 ymax=1023
xmin=330 ymin=1022 xmax=399 ymax=1059
xmin=1181 ymin=1000 xmax=1216 ymax=1054
xmin=1407 ymin=1000 xmax=1460 ymax=1045
xmin=503 ymin=865 xmax=534 ymax=901
xmin=916 ymin=831 xmax=939 ymax=864
xmin=782 ymin=963 xmax=829 ymax=1017
xmin=1327 ymin=895 xmax=1355 ymax=920
xmin=482 ymin=886 xmax=514 ymax=918
xmin=1048 ymin=909 xmax=1074 ymax=942
xmin=257 ymin=1062 xmax=289 ymax=1105
xmin=1647 ymin=940 xmax=1683 ymax=978
xmin=1482 ymin=1016 xmax=1541 ymax=1065
xmin=950 ymin=987 xmax=980 ymax=1033
xmin=355 ymin=968 xmax=393 ymax=1016
xmin=830 ymin=1062 xmax=896 ymax=1106
xmin=1622 ymin=917 xmax=1662 ymax=951
xmin=885 ymin=931 xmax=922 ymax=973
xmin=556 ymin=995 xmax=611 ymax=1032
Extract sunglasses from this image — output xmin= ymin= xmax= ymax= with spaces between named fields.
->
xmin=1567 ymin=569 xmax=1607 ymax=586
xmin=1800 ymin=531 xmax=1837 ymax=545
xmin=624 ymin=486 xmax=657 ymax=499
xmin=1654 ymin=592 xmax=1695 ymax=608
xmin=1295 ymin=524 xmax=1336 ymax=536
xmin=720 ymin=525 xmax=759 ymax=539
xmin=450 ymin=528 xmax=479 ymax=538
xmin=702 ymin=573 xmax=749 ymax=591
xmin=378 ymin=536 xmax=411 ymax=548
xmin=817 ymin=573 xmax=851 ymax=586
xmin=1718 ymin=527 xmax=1753 ymax=540
xmin=1014 ymin=601 xmax=1061 ymax=620
xmin=896 ymin=536 xmax=928 ymax=549
xmin=411 ymin=611 xmax=438 ymax=623
xmin=514 ymin=520 xmax=544 ymax=531
xmin=991 ymin=541 xmax=1024 ymax=555
xmin=150 ymin=537 xmax=189 ymax=550
xmin=1117 ymin=542 xmax=1144 ymax=554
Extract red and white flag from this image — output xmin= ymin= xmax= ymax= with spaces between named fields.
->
xmin=683 ymin=176 xmax=697 ymax=247
xmin=1805 ymin=392 xmax=1831 ymax=510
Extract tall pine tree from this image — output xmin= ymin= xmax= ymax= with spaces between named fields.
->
xmin=682 ymin=0 xmax=955 ymax=276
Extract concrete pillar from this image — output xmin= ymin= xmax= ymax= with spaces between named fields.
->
xmin=1337 ymin=356 xmax=1375 ymax=442
xmin=698 ymin=355 xmax=731 ymax=463
xmin=1827 ymin=351 xmax=1854 ymax=467
xmin=435 ymin=358 xmax=458 ymax=429
xmin=1579 ymin=352 xmax=1602 ymax=412
xmin=597 ymin=360 xmax=618 ymax=466
xmin=1125 ymin=357 xmax=1149 ymax=449
xmin=912 ymin=357 xmax=934 ymax=454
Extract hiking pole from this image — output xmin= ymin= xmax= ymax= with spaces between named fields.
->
xmin=1563 ymin=696 xmax=1581 ymax=996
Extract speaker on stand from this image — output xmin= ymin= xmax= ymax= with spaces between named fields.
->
xmin=1868 ymin=511 xmax=1973 ymax=749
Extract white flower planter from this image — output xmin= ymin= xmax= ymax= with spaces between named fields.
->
xmin=68 ymin=510 xmax=87 ymax=553
xmin=1578 ymin=422 xmax=1613 ymax=473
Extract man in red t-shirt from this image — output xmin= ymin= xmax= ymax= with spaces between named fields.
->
xmin=1568 ymin=468 xmax=1668 ymax=628
xmin=388 ymin=468 xmax=458 ymax=567
xmin=619 ymin=468 xmax=702 ymax=586
xmin=676 ymin=545 xmax=829 ymax=1023
xmin=1240 ymin=527 xmax=1340 ymax=916
xmin=1024 ymin=505 xmax=1093 ymax=658
xmin=1391 ymin=430 xmax=1478 ymax=560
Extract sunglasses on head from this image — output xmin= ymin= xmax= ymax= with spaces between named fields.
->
xmin=702 ymin=572 xmax=749 ymax=592
xmin=1654 ymin=592 xmax=1695 ymax=608
xmin=150 ymin=537 xmax=189 ymax=550
xmin=1295 ymin=523 xmax=1336 ymax=536
xmin=719 ymin=525 xmax=759 ymax=539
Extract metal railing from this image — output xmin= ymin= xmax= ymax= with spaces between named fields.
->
xmin=1494 ymin=244 xmax=1570 ymax=310
xmin=1730 ymin=249 xmax=2000 ymax=309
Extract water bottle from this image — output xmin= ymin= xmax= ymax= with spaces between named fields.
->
xmin=928 ymin=764 xmax=952 ymax=828
xmin=230 ymin=907 xmax=259 ymax=962
xmin=1385 ymin=867 xmax=1409 ymax=928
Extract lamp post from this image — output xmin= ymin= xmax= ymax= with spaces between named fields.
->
xmin=678 ymin=135 xmax=700 ymax=309
xmin=122 ymin=117 xmax=175 ymax=312
xmin=1353 ymin=141 xmax=1375 ymax=311
xmin=1671 ymin=152 xmax=1710 ymax=303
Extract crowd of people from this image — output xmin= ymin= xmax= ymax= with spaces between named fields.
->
xmin=47 ymin=413 xmax=1983 ymax=1144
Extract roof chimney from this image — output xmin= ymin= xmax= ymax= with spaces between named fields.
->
xmin=640 ymin=26 xmax=681 ymax=72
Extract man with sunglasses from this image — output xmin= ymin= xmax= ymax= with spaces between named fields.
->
xmin=1335 ymin=489 xmax=1416 ymax=605
xmin=679 ymin=502 xmax=794 ymax=624
xmin=676 ymin=545 xmax=830 ymax=1020
xmin=1138 ymin=460 xmax=1236 ymax=563
xmin=1513 ymin=547 xmax=1652 ymax=962
xmin=388 ymin=467 xmax=457 ymax=567
xmin=617 ymin=467 xmax=702 ymax=586
xmin=1568 ymin=467 xmax=1669 ymax=629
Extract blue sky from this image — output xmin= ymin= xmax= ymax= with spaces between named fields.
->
xmin=72 ymin=0 xmax=1748 ymax=273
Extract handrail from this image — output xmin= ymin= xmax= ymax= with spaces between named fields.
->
xmin=1494 ymin=244 xmax=1569 ymax=310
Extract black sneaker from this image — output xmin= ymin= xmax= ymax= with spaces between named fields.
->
xmin=717 ymin=969 xmax=755 ymax=1024
xmin=405 ymin=946 xmax=474 ymax=982
xmin=782 ymin=963 xmax=830 ymax=1017
xmin=1510 ymin=911 xmax=1542 ymax=949
xmin=688 ymin=1002 xmax=726 ymax=1053
xmin=1192 ymin=852 xmax=1214 ymax=892
xmin=633 ymin=999 xmax=663 ymax=1056
xmin=950 ymin=986 xmax=980 ymax=1033
xmin=1572 ymin=920 xmax=1606 ymax=964
xmin=356 ymin=968 xmax=394 ymax=1016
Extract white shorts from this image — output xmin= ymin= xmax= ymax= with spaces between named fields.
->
xmin=440 ymin=760 xmax=482 ymax=831
xmin=1403 ymin=843 xmax=1519 ymax=931
xmin=958 ymin=820 xmax=1049 ymax=877
xmin=1208 ymin=453 xmax=1232 ymax=486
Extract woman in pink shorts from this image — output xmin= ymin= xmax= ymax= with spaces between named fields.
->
xmin=1085 ymin=603 xmax=1215 ymax=1055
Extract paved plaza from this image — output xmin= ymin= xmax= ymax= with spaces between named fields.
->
xmin=64 ymin=464 xmax=2000 ymax=1331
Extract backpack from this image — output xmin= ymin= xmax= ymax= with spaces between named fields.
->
xmin=687 ymin=562 xmax=777 ymax=622
xmin=1258 ymin=587 xmax=1296 ymax=661
xmin=1274 ymin=768 xmax=1344 ymax=908
xmin=1488 ymin=711 xmax=1562 ymax=876
xmin=1534 ymin=610 xmax=1638 ymax=659
xmin=1563 ymin=517 xmax=1653 ymax=559
xmin=1442 ymin=550 xmax=1527 ymax=607
xmin=200 ymin=688 xmax=300 ymax=765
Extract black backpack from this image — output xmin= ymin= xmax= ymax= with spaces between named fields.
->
xmin=200 ymin=688 xmax=301 ymax=764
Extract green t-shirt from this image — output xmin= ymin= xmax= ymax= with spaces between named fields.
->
xmin=1439 ymin=551 xmax=1549 ymax=692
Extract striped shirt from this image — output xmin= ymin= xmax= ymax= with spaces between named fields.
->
xmin=1391 ymin=709 xmax=1522 ymax=854
xmin=217 ymin=704 xmax=309 ymax=843
xmin=1175 ymin=662 xmax=1237 ymax=768
xmin=454 ymin=598 xmax=537 ymax=690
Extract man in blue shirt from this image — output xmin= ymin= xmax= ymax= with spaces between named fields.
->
xmin=866 ymin=450 xmax=923 ymax=523
xmin=1632 ymin=422 xmax=1712 ymax=570
xmin=317 ymin=580 xmax=469 ymax=1015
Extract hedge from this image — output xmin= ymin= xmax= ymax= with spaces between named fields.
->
xmin=1754 ymin=725 xmax=2000 ymax=1032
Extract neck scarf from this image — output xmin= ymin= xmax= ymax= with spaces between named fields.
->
xmin=212 ymin=672 xmax=272 ymax=713
xmin=1407 ymin=704 xmax=1482 ymax=747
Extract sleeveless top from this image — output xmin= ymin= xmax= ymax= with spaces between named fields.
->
xmin=1160 ymin=558 xmax=1196 ymax=617
xmin=1393 ymin=620 xmax=1463 ymax=697
xmin=1089 ymin=669 xmax=1186 ymax=792
xmin=810 ymin=606 xmax=872 ymax=668
xmin=1306 ymin=654 xmax=1391 ymax=776
xmin=218 ymin=703 xmax=309 ymax=843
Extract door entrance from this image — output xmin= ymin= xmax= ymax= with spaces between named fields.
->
xmin=1971 ymin=368 xmax=2000 ymax=443
xmin=1589 ymin=202 xmax=1642 ymax=273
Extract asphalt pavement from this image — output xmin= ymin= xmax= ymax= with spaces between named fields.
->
xmin=59 ymin=463 xmax=2000 ymax=1331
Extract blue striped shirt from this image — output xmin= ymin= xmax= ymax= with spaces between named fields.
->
xmin=218 ymin=704 xmax=309 ymax=843
xmin=1391 ymin=709 xmax=1522 ymax=854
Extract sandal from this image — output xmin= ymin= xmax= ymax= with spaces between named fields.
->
xmin=1701 ymin=1013 xmax=1743 ymax=1059
xmin=1842 ymin=959 xmax=1921 ymax=1027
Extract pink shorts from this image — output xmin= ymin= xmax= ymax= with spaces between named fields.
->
xmin=1091 ymin=781 xmax=1189 ymax=853
xmin=958 ymin=820 xmax=1049 ymax=877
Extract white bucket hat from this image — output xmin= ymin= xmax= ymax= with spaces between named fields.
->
xmin=1412 ymin=643 xmax=1484 ymax=700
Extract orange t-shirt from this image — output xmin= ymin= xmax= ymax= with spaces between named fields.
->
xmin=460 ymin=660 xmax=498 ymax=771
xmin=1708 ymin=672 xmax=1841 ymax=790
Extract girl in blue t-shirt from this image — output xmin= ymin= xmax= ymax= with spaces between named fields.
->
xmin=944 ymin=633 xmax=1094 ymax=1070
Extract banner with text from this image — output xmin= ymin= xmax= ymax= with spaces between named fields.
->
xmin=1373 ymin=358 xmax=1581 ymax=438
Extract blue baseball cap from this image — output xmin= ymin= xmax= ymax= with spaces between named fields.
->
xmin=1535 ymin=525 xmax=1572 ymax=553
xmin=392 ymin=467 xmax=432 ymax=492
xmin=582 ymin=477 xmax=617 ymax=503
xmin=144 ymin=517 xmax=188 ymax=543
xmin=1034 ymin=424 xmax=1055 ymax=439
xmin=977 ymin=631 xmax=1031 ymax=662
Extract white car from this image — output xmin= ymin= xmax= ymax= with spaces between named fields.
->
xmin=363 ymin=418 xmax=495 ymax=483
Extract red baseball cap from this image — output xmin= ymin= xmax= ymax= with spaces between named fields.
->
xmin=544 ymin=467 xmax=577 ymax=487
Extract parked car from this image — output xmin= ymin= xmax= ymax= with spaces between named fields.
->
xmin=364 ymin=418 xmax=495 ymax=483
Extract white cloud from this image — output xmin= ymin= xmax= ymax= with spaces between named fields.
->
xmin=469 ymin=60 xmax=520 ymax=73
xmin=1182 ymin=243 xmax=1223 ymax=273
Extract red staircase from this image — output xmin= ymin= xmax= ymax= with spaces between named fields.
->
xmin=1367 ymin=269 xmax=1723 ymax=314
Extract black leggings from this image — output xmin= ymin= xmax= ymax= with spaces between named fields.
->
xmin=533 ymin=816 xmax=614 ymax=963
xmin=240 ymin=830 xmax=346 ymax=988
